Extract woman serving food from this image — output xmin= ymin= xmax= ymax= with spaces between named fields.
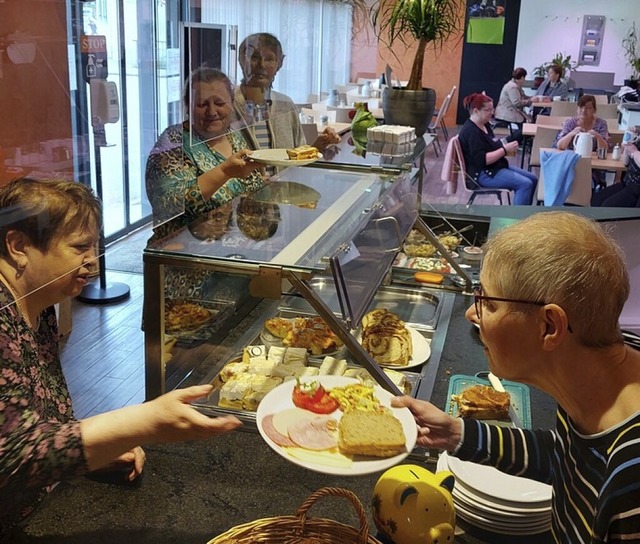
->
xmin=145 ymin=67 xmax=266 ymax=228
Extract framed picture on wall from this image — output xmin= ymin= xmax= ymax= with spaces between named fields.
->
xmin=466 ymin=0 xmax=507 ymax=45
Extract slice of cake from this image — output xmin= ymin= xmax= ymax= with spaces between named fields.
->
xmin=243 ymin=376 xmax=283 ymax=411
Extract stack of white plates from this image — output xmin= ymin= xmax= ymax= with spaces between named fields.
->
xmin=437 ymin=452 xmax=552 ymax=535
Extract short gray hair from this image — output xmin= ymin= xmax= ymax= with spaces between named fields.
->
xmin=482 ymin=211 xmax=629 ymax=347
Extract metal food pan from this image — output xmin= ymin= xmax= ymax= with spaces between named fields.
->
xmin=279 ymin=278 xmax=442 ymax=331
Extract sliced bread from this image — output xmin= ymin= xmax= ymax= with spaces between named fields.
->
xmin=338 ymin=410 xmax=406 ymax=458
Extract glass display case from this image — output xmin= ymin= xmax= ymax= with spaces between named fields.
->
xmin=143 ymin=164 xmax=459 ymax=426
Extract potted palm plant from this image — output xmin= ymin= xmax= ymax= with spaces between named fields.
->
xmin=532 ymin=64 xmax=548 ymax=89
xmin=370 ymin=0 xmax=463 ymax=136
xmin=548 ymin=52 xmax=577 ymax=82
xmin=622 ymin=22 xmax=640 ymax=89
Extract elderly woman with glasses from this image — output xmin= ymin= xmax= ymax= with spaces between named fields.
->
xmin=458 ymin=92 xmax=538 ymax=205
xmin=235 ymin=32 xmax=340 ymax=153
xmin=392 ymin=211 xmax=640 ymax=544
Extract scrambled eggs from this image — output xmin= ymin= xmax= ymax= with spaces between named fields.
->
xmin=328 ymin=384 xmax=381 ymax=412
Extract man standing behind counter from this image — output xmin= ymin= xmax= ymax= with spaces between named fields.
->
xmin=234 ymin=32 xmax=340 ymax=153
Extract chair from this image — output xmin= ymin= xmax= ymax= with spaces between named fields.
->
xmin=427 ymin=91 xmax=452 ymax=157
xmin=307 ymin=92 xmax=328 ymax=103
xmin=593 ymin=94 xmax=609 ymax=104
xmin=597 ymin=103 xmax=619 ymax=120
xmin=609 ymin=131 xmax=624 ymax=147
xmin=537 ymin=150 xmax=592 ymax=206
xmin=326 ymin=105 xmax=352 ymax=123
xmin=442 ymin=136 xmax=512 ymax=205
xmin=438 ymin=85 xmax=457 ymax=140
xmin=550 ymin=101 xmax=578 ymax=117
xmin=537 ymin=115 xmax=568 ymax=128
xmin=528 ymin=126 xmax=560 ymax=171
xmin=301 ymin=123 xmax=318 ymax=144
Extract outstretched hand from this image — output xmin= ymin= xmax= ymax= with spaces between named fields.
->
xmin=391 ymin=395 xmax=462 ymax=451
xmin=147 ymin=385 xmax=243 ymax=443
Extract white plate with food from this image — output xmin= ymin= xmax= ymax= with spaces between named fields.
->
xmin=249 ymin=148 xmax=322 ymax=167
xmin=357 ymin=325 xmax=431 ymax=370
xmin=256 ymin=376 xmax=418 ymax=476
xmin=260 ymin=316 xmax=344 ymax=357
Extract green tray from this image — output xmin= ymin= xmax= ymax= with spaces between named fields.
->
xmin=445 ymin=374 xmax=532 ymax=429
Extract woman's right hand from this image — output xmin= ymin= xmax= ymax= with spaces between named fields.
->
xmin=219 ymin=149 xmax=261 ymax=180
xmin=391 ymin=396 xmax=462 ymax=451
xmin=146 ymin=385 xmax=242 ymax=442
xmin=504 ymin=140 xmax=519 ymax=154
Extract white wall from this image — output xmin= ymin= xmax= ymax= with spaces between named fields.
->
xmin=515 ymin=0 xmax=638 ymax=86
xmin=608 ymin=220 xmax=640 ymax=334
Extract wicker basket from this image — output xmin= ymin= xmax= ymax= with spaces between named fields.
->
xmin=207 ymin=487 xmax=385 ymax=544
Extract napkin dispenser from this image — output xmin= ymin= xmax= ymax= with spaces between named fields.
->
xmin=90 ymin=79 xmax=120 ymax=125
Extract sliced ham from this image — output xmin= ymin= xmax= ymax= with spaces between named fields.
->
xmin=262 ymin=414 xmax=296 ymax=447
xmin=287 ymin=415 xmax=338 ymax=451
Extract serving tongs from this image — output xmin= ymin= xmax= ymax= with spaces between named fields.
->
xmin=428 ymin=222 xmax=474 ymax=246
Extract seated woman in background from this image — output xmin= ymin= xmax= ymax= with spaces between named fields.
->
xmin=495 ymin=67 xmax=546 ymax=131
xmin=534 ymin=64 xmax=569 ymax=116
xmin=553 ymin=94 xmax=609 ymax=189
xmin=145 ymin=67 xmax=265 ymax=228
xmin=235 ymin=32 xmax=340 ymax=153
xmin=0 ymin=178 xmax=242 ymax=540
xmin=458 ymin=93 xmax=538 ymax=205
xmin=553 ymin=94 xmax=609 ymax=151
xmin=591 ymin=130 xmax=640 ymax=207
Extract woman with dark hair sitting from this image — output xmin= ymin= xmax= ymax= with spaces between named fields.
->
xmin=535 ymin=64 xmax=568 ymax=116
xmin=458 ymin=93 xmax=538 ymax=205
xmin=495 ymin=67 xmax=546 ymax=132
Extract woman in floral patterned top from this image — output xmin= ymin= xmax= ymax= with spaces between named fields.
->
xmin=145 ymin=67 xmax=266 ymax=228
xmin=0 ymin=178 xmax=242 ymax=538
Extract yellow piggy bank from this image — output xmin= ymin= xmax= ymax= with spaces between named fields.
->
xmin=372 ymin=464 xmax=456 ymax=544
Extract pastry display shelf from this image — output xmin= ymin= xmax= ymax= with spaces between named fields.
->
xmin=143 ymin=164 xmax=461 ymax=421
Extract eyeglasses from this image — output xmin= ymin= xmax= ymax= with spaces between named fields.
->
xmin=473 ymin=286 xmax=573 ymax=332
xmin=473 ymin=285 xmax=546 ymax=320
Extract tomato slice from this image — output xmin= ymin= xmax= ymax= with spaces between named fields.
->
xmin=305 ymin=394 xmax=339 ymax=414
xmin=292 ymin=381 xmax=339 ymax=414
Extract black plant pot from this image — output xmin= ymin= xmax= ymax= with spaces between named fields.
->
xmin=382 ymin=87 xmax=436 ymax=137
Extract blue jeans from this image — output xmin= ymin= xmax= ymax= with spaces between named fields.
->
xmin=478 ymin=166 xmax=538 ymax=205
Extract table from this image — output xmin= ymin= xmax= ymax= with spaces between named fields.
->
xmin=317 ymin=121 xmax=352 ymax=135
xmin=540 ymin=147 xmax=627 ymax=182
xmin=523 ymin=122 xmax=624 ymax=137
xmin=591 ymin=151 xmax=627 ymax=182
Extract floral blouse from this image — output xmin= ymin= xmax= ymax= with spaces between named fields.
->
xmin=0 ymin=283 xmax=87 ymax=535
xmin=145 ymin=123 xmax=266 ymax=228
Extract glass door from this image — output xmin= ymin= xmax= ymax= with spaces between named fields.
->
xmin=74 ymin=0 xmax=161 ymax=241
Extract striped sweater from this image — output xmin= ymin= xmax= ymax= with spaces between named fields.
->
xmin=455 ymin=407 xmax=640 ymax=543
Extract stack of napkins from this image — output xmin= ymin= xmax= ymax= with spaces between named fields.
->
xmin=367 ymin=125 xmax=416 ymax=144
